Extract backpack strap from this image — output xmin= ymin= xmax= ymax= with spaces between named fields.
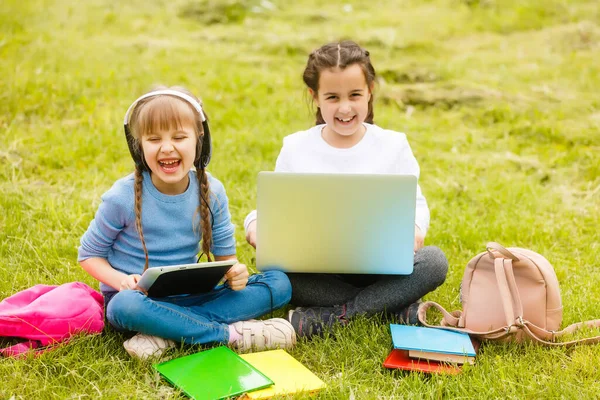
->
xmin=487 ymin=242 xmax=519 ymax=261
xmin=418 ymin=299 xmax=600 ymax=346
xmin=502 ymin=258 xmax=524 ymax=318
xmin=494 ymin=258 xmax=517 ymax=329
xmin=417 ymin=301 xmax=519 ymax=340
xmin=517 ymin=318 xmax=600 ymax=346
xmin=417 ymin=301 xmax=461 ymax=327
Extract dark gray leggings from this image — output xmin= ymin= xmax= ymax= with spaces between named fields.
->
xmin=286 ymin=246 xmax=448 ymax=317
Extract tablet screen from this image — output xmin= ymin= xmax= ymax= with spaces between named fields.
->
xmin=138 ymin=261 xmax=235 ymax=297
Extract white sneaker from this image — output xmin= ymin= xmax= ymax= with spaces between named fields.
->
xmin=123 ymin=333 xmax=176 ymax=359
xmin=231 ymin=318 xmax=296 ymax=352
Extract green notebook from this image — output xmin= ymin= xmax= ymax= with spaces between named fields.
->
xmin=153 ymin=346 xmax=274 ymax=400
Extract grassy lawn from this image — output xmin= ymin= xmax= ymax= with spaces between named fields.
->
xmin=1 ymin=0 xmax=600 ymax=398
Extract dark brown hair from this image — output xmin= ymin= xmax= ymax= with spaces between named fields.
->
xmin=302 ymin=40 xmax=376 ymax=125
xmin=128 ymin=86 xmax=213 ymax=270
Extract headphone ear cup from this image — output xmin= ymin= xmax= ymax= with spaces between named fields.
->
xmin=124 ymin=125 xmax=149 ymax=171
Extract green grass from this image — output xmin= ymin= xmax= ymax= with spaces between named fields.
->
xmin=1 ymin=0 xmax=600 ymax=398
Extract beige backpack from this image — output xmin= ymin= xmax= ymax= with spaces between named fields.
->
xmin=418 ymin=242 xmax=600 ymax=346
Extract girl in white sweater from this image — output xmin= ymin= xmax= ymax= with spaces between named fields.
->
xmin=245 ymin=41 xmax=448 ymax=338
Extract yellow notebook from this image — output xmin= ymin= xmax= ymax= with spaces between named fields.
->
xmin=239 ymin=350 xmax=326 ymax=399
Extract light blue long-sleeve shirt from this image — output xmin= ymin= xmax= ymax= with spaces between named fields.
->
xmin=78 ymin=170 xmax=236 ymax=294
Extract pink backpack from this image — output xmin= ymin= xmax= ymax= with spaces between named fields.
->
xmin=419 ymin=242 xmax=600 ymax=346
xmin=0 ymin=282 xmax=105 ymax=357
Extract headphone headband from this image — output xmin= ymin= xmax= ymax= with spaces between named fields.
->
xmin=123 ymin=89 xmax=206 ymax=126
xmin=123 ymin=89 xmax=212 ymax=170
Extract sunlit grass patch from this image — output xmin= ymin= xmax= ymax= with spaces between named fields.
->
xmin=1 ymin=0 xmax=600 ymax=398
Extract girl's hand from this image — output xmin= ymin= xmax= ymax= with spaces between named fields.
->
xmin=120 ymin=274 xmax=142 ymax=291
xmin=414 ymin=225 xmax=425 ymax=252
xmin=225 ymin=263 xmax=249 ymax=291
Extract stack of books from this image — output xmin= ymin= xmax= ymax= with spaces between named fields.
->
xmin=383 ymin=324 xmax=478 ymax=374
xmin=153 ymin=346 xmax=326 ymax=400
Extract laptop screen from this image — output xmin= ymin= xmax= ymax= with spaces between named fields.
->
xmin=256 ymin=172 xmax=416 ymax=275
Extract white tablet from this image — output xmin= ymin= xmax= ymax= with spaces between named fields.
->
xmin=137 ymin=260 xmax=236 ymax=298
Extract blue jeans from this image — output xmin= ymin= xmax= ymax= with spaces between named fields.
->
xmin=105 ymin=270 xmax=291 ymax=345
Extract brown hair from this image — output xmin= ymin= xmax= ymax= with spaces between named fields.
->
xmin=302 ymin=40 xmax=376 ymax=125
xmin=128 ymin=86 xmax=213 ymax=270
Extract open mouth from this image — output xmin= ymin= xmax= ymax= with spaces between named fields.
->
xmin=158 ymin=159 xmax=181 ymax=173
xmin=336 ymin=115 xmax=356 ymax=124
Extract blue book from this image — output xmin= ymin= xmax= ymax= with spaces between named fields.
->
xmin=390 ymin=324 xmax=476 ymax=365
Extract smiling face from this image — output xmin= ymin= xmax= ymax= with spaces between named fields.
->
xmin=312 ymin=64 xmax=372 ymax=147
xmin=141 ymin=122 xmax=198 ymax=195
xmin=133 ymin=96 xmax=201 ymax=195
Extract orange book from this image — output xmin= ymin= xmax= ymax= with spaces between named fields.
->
xmin=383 ymin=349 xmax=462 ymax=375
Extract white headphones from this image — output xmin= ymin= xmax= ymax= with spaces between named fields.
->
xmin=123 ymin=89 xmax=212 ymax=170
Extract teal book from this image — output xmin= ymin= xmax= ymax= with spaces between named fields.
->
xmin=153 ymin=346 xmax=274 ymax=400
xmin=390 ymin=324 xmax=476 ymax=365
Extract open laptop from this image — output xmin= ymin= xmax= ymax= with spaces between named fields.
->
xmin=256 ymin=172 xmax=417 ymax=275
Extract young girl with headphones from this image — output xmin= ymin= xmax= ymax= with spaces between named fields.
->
xmin=79 ymin=87 xmax=295 ymax=358
xmin=244 ymin=41 xmax=449 ymax=338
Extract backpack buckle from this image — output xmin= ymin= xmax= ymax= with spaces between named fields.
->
xmin=505 ymin=325 xmax=519 ymax=334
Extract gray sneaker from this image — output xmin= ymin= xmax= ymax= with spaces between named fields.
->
xmin=388 ymin=301 xmax=422 ymax=326
xmin=231 ymin=318 xmax=296 ymax=352
xmin=123 ymin=333 xmax=176 ymax=359
xmin=288 ymin=305 xmax=348 ymax=339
